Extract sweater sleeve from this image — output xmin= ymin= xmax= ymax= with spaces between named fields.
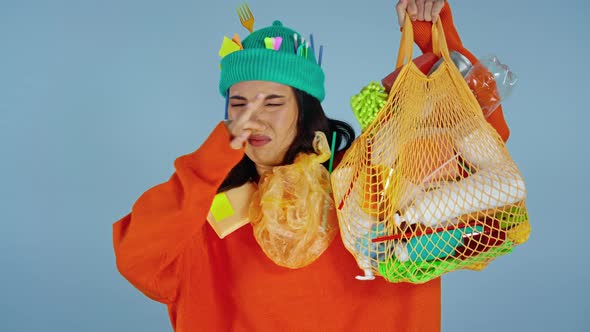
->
xmin=113 ymin=121 xmax=244 ymax=304
xmin=411 ymin=2 xmax=511 ymax=142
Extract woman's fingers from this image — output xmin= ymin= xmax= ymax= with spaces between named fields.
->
xmin=227 ymin=94 xmax=266 ymax=149
xmin=407 ymin=0 xmax=418 ymax=21
xmin=397 ymin=0 xmax=445 ymax=26
xmin=229 ymin=118 xmax=266 ymax=149
xmin=431 ymin=0 xmax=445 ymax=23
xmin=233 ymin=94 xmax=264 ymax=128
xmin=424 ymin=0 xmax=433 ymax=21
xmin=416 ymin=0 xmax=426 ymax=21
xmin=396 ymin=0 xmax=408 ymax=26
xmin=230 ymin=131 xmax=251 ymax=150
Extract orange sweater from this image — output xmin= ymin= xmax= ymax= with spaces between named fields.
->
xmin=114 ymin=122 xmax=440 ymax=331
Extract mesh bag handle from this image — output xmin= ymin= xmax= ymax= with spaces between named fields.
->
xmin=396 ymin=15 xmax=451 ymax=68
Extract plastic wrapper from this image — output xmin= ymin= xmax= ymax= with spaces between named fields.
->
xmin=249 ymin=131 xmax=338 ymax=269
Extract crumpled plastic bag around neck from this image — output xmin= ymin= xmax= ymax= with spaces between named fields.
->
xmin=249 ymin=131 xmax=338 ymax=269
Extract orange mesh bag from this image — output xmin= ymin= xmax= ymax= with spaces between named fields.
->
xmin=250 ymin=131 xmax=338 ymax=269
xmin=331 ymin=17 xmax=530 ymax=283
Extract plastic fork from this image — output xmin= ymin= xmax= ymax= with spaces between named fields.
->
xmin=236 ymin=3 xmax=254 ymax=33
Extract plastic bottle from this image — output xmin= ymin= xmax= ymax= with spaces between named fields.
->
xmin=428 ymin=52 xmax=518 ymax=118
xmin=464 ymin=54 xmax=518 ymax=118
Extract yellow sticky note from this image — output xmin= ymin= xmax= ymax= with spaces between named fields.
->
xmin=219 ymin=36 xmax=241 ymax=58
xmin=211 ymin=193 xmax=235 ymax=221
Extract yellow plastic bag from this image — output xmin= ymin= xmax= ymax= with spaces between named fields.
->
xmin=331 ymin=16 xmax=529 ymax=283
xmin=250 ymin=132 xmax=338 ymax=269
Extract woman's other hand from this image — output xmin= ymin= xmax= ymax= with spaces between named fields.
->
xmin=396 ymin=0 xmax=446 ymax=26
xmin=225 ymin=94 xmax=266 ymax=150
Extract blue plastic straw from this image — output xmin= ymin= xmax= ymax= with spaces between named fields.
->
xmin=318 ymin=45 xmax=324 ymax=66
xmin=224 ymin=90 xmax=229 ymax=120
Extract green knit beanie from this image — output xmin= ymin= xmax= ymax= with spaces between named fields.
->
xmin=219 ymin=20 xmax=325 ymax=101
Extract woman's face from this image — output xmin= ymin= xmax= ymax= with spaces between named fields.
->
xmin=228 ymin=81 xmax=299 ymax=173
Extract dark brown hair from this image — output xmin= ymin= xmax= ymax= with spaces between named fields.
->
xmin=217 ymin=88 xmax=355 ymax=193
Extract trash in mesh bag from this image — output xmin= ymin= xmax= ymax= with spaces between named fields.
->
xmin=331 ymin=17 xmax=530 ymax=283
xmin=250 ymin=131 xmax=338 ymax=269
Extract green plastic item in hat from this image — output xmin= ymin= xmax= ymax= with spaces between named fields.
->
xmin=219 ymin=20 xmax=325 ymax=101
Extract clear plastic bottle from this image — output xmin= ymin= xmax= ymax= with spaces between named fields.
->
xmin=465 ymin=54 xmax=518 ymax=118
xmin=428 ymin=52 xmax=518 ymax=118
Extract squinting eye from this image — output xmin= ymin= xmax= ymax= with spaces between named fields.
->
xmin=231 ymin=104 xmax=246 ymax=107
xmin=266 ymin=104 xmax=283 ymax=107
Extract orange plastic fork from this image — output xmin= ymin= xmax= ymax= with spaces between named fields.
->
xmin=236 ymin=3 xmax=254 ymax=33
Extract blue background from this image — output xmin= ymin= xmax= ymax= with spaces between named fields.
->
xmin=1 ymin=0 xmax=587 ymax=331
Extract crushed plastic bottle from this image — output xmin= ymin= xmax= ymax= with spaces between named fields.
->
xmin=465 ymin=54 xmax=518 ymax=118
xmin=428 ymin=52 xmax=518 ymax=118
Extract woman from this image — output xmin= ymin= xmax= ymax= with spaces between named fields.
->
xmin=114 ymin=1 xmax=509 ymax=331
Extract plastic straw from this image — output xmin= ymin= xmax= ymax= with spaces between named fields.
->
xmin=323 ymin=131 xmax=338 ymax=230
xmin=224 ymin=90 xmax=230 ymax=120
xmin=328 ymin=131 xmax=337 ymax=173
xmin=372 ymin=221 xmax=479 ymax=243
